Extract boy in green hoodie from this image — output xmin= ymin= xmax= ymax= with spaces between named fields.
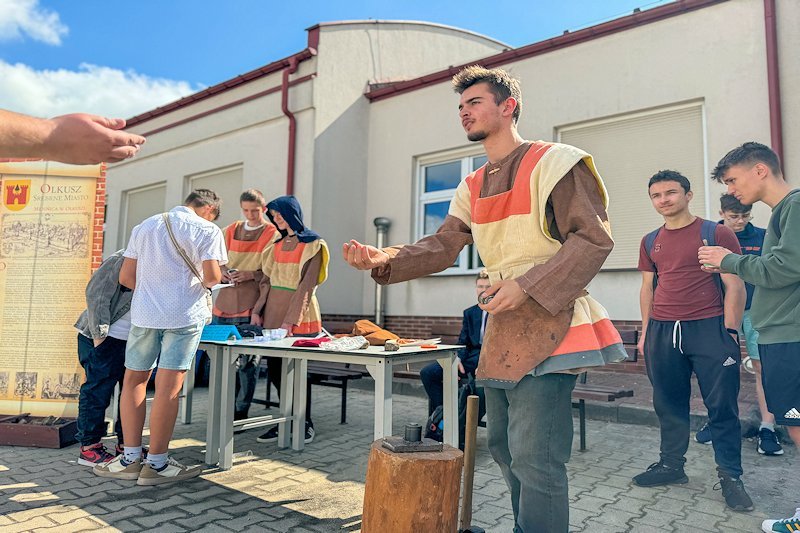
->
xmin=699 ymin=142 xmax=800 ymax=533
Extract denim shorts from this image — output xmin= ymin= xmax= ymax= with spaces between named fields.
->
xmin=741 ymin=310 xmax=760 ymax=360
xmin=125 ymin=321 xmax=204 ymax=371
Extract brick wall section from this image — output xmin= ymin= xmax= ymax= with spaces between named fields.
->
xmin=91 ymin=167 xmax=106 ymax=272
xmin=323 ymin=313 xmax=755 ymax=381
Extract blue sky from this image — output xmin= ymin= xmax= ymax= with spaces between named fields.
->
xmin=0 ymin=0 xmax=674 ymax=119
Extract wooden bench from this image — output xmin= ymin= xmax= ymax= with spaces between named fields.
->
xmin=571 ymin=329 xmax=638 ymax=451
xmin=259 ymin=360 xmax=364 ymax=424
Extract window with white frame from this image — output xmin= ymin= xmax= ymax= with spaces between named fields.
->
xmin=416 ymin=151 xmax=488 ymax=273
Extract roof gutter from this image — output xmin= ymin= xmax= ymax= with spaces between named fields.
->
xmin=365 ymin=0 xmax=727 ymax=102
xmin=763 ymin=0 xmax=784 ymax=166
xmin=282 ymin=56 xmax=300 ymax=196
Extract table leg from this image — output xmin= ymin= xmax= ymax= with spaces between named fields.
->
xmin=372 ymin=359 xmax=392 ymax=440
xmin=205 ymin=345 xmax=223 ymax=465
xmin=180 ymin=354 xmax=195 ymax=424
xmin=439 ymin=354 xmax=459 ymax=448
xmin=292 ymin=358 xmax=308 ymax=451
xmin=278 ymin=356 xmax=294 ymax=449
xmin=218 ymin=347 xmax=237 ymax=470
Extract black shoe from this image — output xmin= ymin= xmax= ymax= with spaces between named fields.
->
xmin=256 ymin=426 xmax=279 ymax=443
xmin=715 ymin=473 xmax=754 ymax=512
xmin=304 ymin=422 xmax=315 ymax=444
xmin=632 ymin=461 xmax=689 ymax=487
xmin=695 ymin=422 xmax=713 ymax=444
xmin=234 ymin=410 xmax=249 ymax=421
xmin=757 ymin=427 xmax=784 ymax=456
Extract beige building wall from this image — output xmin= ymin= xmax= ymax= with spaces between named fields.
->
xmin=105 ymin=60 xmax=316 ymax=254
xmin=308 ymin=22 xmax=507 ymax=314
xmin=365 ymin=0 xmax=788 ymax=321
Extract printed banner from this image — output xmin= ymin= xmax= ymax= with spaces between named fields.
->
xmin=0 ymin=160 xmax=104 ymax=417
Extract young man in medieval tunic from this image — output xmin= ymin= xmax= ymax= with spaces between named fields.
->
xmin=342 ymin=66 xmax=626 ymax=533
xmin=213 ymin=189 xmax=278 ymax=421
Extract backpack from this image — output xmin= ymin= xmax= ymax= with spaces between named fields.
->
xmin=643 ymin=219 xmax=723 ymax=298
xmin=770 ymin=189 xmax=800 ymax=240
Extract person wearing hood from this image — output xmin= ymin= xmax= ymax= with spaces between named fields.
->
xmin=694 ymin=194 xmax=782 ymax=456
xmin=250 ymin=195 xmax=329 ymax=444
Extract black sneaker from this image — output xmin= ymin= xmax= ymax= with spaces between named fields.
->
xmin=715 ymin=473 xmax=754 ymax=512
xmin=256 ymin=426 xmax=278 ymax=443
xmin=695 ymin=422 xmax=712 ymax=444
xmin=256 ymin=422 xmax=314 ymax=444
xmin=757 ymin=427 xmax=784 ymax=456
xmin=632 ymin=461 xmax=689 ymax=487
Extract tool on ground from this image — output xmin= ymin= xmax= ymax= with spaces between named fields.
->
xmin=459 ymin=395 xmax=485 ymax=533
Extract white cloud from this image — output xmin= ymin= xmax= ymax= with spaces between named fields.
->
xmin=0 ymin=0 xmax=68 ymax=45
xmin=0 ymin=60 xmax=203 ymax=119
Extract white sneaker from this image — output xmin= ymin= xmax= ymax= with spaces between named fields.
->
xmin=93 ymin=455 xmax=143 ymax=480
xmin=136 ymin=457 xmax=202 ymax=486
xmin=762 ymin=508 xmax=800 ymax=532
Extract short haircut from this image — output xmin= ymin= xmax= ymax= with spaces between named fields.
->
xmin=719 ymin=193 xmax=751 ymax=214
xmin=240 ymin=188 xmax=266 ymax=206
xmin=184 ymin=189 xmax=221 ymax=220
xmin=476 ymin=269 xmax=489 ymax=282
xmin=648 ymin=170 xmax=691 ymax=193
xmin=452 ymin=65 xmax=522 ymax=124
xmin=711 ymin=141 xmax=782 ymax=183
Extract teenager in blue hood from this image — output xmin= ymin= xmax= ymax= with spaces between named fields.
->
xmin=695 ymin=194 xmax=781 ymax=456
xmin=251 ymin=195 xmax=329 ymax=444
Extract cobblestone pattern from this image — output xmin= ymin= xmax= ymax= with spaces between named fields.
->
xmin=0 ymin=381 xmax=796 ymax=532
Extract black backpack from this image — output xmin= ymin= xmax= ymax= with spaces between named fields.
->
xmin=643 ymin=219 xmax=723 ymax=298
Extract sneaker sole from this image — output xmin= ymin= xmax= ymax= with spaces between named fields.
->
xmin=93 ymin=467 xmax=141 ymax=480
xmin=136 ymin=468 xmax=202 ymax=486
xmin=78 ymin=457 xmax=112 ymax=467
xmin=633 ymin=475 xmax=689 ymax=487
xmin=727 ymin=503 xmax=755 ymax=513
xmin=256 ymin=436 xmax=278 ymax=443
xmin=694 ymin=439 xmax=712 ymax=445
xmin=757 ymin=446 xmax=784 ymax=456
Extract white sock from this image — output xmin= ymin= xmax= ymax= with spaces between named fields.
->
xmin=123 ymin=446 xmax=142 ymax=463
xmin=760 ymin=422 xmax=775 ymax=432
xmin=146 ymin=452 xmax=169 ymax=470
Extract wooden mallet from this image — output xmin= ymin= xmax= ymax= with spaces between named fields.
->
xmin=458 ymin=394 xmax=485 ymax=533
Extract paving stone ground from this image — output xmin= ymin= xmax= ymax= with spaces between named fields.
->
xmin=0 ymin=380 xmax=796 ymax=532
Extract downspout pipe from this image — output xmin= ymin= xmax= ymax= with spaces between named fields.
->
xmin=373 ymin=217 xmax=391 ymax=327
xmin=282 ymin=56 xmax=300 ymax=195
xmin=764 ymin=0 xmax=784 ymax=166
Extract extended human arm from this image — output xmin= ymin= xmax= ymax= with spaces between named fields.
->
xmin=0 ymin=110 xmax=145 ymax=164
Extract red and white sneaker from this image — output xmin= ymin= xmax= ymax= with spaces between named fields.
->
xmin=78 ymin=443 xmax=116 ymax=467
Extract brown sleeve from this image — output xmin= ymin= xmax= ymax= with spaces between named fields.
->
xmin=515 ymin=160 xmax=614 ymax=315
xmin=285 ymin=250 xmax=322 ymax=325
xmin=371 ymin=215 xmax=473 ymax=285
xmin=253 ymin=274 xmax=271 ymax=315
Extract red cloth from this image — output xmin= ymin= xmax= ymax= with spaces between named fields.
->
xmin=291 ymin=337 xmax=331 ymax=347
xmin=638 ymin=218 xmax=741 ymax=321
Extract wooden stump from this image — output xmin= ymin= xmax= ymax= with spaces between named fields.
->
xmin=362 ymin=440 xmax=464 ymax=533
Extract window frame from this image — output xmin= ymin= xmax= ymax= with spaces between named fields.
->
xmin=415 ymin=148 xmax=487 ymax=275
